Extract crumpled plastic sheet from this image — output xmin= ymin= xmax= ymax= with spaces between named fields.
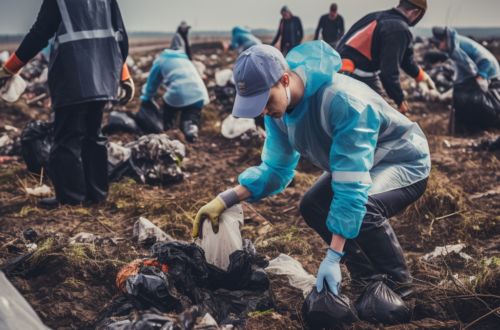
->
xmin=0 ymin=133 xmax=21 ymax=156
xmin=20 ymin=120 xmax=53 ymax=176
xmin=355 ymin=275 xmax=411 ymax=325
xmin=265 ymin=254 xmax=317 ymax=298
xmin=125 ymin=134 xmax=185 ymax=185
xmin=132 ymin=217 xmax=174 ymax=245
xmin=422 ymin=244 xmax=465 ymax=261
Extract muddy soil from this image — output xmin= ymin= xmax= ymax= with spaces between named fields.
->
xmin=1 ymin=41 xmax=500 ymax=330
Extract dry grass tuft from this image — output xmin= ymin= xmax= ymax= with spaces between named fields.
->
xmin=292 ymin=171 xmax=319 ymax=188
xmin=255 ymin=225 xmax=311 ymax=256
xmin=28 ymin=237 xmax=54 ymax=270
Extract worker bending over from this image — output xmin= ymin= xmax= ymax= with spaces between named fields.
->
xmin=337 ymin=0 xmax=435 ymax=113
xmin=140 ymin=49 xmax=209 ymax=142
xmin=229 ymin=27 xmax=262 ymax=54
xmin=0 ymin=0 xmax=133 ymax=207
xmin=192 ymin=41 xmax=430 ymax=298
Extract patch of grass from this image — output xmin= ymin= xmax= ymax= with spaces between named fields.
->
xmin=97 ymin=216 xmax=114 ymax=228
xmin=458 ymin=211 xmax=500 ymax=240
xmin=199 ymin=104 xmax=222 ymax=137
xmin=404 ymin=168 xmax=467 ymax=222
xmin=64 ymin=277 xmax=85 ymax=287
xmin=0 ymin=168 xmax=25 ymax=185
xmin=248 ymin=309 xmax=274 ymax=317
xmin=28 ymin=238 xmax=54 ymax=270
xmin=71 ymin=207 xmax=91 ymax=216
xmin=256 ymin=225 xmax=311 ymax=255
xmin=15 ymin=206 xmax=40 ymax=218
xmin=467 ymin=257 xmax=500 ymax=293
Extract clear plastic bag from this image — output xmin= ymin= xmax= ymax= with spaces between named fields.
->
xmin=0 ymin=74 xmax=26 ymax=102
xmin=0 ymin=271 xmax=51 ymax=330
xmin=199 ymin=204 xmax=244 ymax=270
xmin=221 ymin=115 xmax=256 ymax=139
xmin=266 ymin=254 xmax=317 ymax=297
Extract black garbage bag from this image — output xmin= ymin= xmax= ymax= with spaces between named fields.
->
xmin=107 ymin=142 xmax=138 ymax=182
xmin=102 ymin=111 xmax=142 ymax=135
xmin=20 ymin=121 xmax=53 ymax=175
xmin=94 ymin=296 xmax=134 ymax=330
xmin=302 ymin=282 xmax=359 ymax=329
xmin=453 ymin=77 xmax=500 ymax=129
xmin=134 ymin=100 xmax=163 ymax=135
xmin=214 ymin=288 xmax=276 ymax=320
xmin=0 ymin=252 xmax=34 ymax=275
xmin=355 ymin=275 xmax=411 ymax=325
xmin=424 ymin=50 xmax=449 ymax=64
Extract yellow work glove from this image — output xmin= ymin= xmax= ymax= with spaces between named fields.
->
xmin=420 ymin=73 xmax=436 ymax=90
xmin=0 ymin=67 xmax=14 ymax=89
xmin=192 ymin=198 xmax=227 ymax=238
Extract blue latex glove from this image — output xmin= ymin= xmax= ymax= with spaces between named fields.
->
xmin=316 ymin=248 xmax=344 ymax=294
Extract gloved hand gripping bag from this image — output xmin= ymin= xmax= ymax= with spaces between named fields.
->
xmin=301 ymin=281 xmax=359 ymax=328
xmin=355 ymin=274 xmax=411 ymax=325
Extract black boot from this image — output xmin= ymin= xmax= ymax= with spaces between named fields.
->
xmin=40 ymin=197 xmax=60 ymax=209
xmin=181 ymin=120 xmax=199 ymax=142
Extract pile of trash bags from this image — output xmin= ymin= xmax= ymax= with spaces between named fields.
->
xmin=102 ymin=101 xmax=163 ymax=136
xmin=20 ymin=120 xmax=186 ymax=185
xmin=95 ymin=240 xmax=274 ymax=329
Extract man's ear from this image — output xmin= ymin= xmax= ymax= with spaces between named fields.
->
xmin=281 ymin=73 xmax=290 ymax=87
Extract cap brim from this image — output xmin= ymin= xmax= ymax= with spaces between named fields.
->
xmin=232 ymin=89 xmax=271 ymax=118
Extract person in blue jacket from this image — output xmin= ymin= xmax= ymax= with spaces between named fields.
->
xmin=191 ymin=41 xmax=431 ymax=297
xmin=430 ymin=27 xmax=500 ymax=127
xmin=229 ymin=27 xmax=262 ymax=54
xmin=431 ymin=27 xmax=500 ymax=86
xmin=140 ymin=49 xmax=209 ymax=142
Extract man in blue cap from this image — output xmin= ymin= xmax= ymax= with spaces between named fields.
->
xmin=191 ymin=41 xmax=430 ymax=297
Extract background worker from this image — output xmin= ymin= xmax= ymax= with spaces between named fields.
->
xmin=191 ymin=41 xmax=430 ymax=297
xmin=140 ymin=49 xmax=210 ymax=143
xmin=0 ymin=0 xmax=133 ymax=207
xmin=430 ymin=27 xmax=500 ymax=127
xmin=336 ymin=0 xmax=436 ymax=113
xmin=171 ymin=21 xmax=192 ymax=60
xmin=270 ymin=6 xmax=303 ymax=56
xmin=314 ymin=3 xmax=345 ymax=49
xmin=229 ymin=26 xmax=262 ymax=54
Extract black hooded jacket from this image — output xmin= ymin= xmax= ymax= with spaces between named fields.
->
xmin=337 ymin=8 xmax=420 ymax=107
xmin=271 ymin=16 xmax=303 ymax=52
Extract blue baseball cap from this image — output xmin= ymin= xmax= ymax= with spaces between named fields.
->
xmin=232 ymin=45 xmax=287 ymax=118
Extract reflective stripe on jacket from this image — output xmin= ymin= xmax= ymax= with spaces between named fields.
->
xmin=49 ymin=0 xmax=127 ymax=108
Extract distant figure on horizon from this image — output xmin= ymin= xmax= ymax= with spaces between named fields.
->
xmin=314 ymin=3 xmax=345 ymax=49
xmin=270 ymin=6 xmax=303 ymax=56
xmin=171 ymin=21 xmax=192 ymax=60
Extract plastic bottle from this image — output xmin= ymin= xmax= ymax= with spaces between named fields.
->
xmin=0 ymin=74 xmax=27 ymax=102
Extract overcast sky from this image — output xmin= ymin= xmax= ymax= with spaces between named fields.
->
xmin=1 ymin=0 xmax=500 ymax=34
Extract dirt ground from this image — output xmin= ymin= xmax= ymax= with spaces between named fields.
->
xmin=1 ymin=40 xmax=500 ymax=330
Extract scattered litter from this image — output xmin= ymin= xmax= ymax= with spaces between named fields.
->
xmin=132 ymin=217 xmax=174 ymax=245
xmin=193 ymin=60 xmax=207 ymax=77
xmin=443 ymin=140 xmax=451 ymax=148
xmin=0 ymin=271 xmax=51 ymax=330
xmin=0 ymin=156 xmax=12 ymax=163
xmin=355 ymin=275 xmax=411 ymax=325
xmin=198 ymin=54 xmax=207 ymax=61
xmin=265 ymin=254 xmax=316 ymax=297
xmin=422 ymin=244 xmax=465 ymax=261
xmin=0 ymin=50 xmax=9 ymax=64
xmin=459 ymin=252 xmax=473 ymax=260
xmin=469 ymin=276 xmax=477 ymax=282
xmin=0 ymin=133 xmax=21 ymax=157
xmin=125 ymin=134 xmax=185 ymax=184
xmin=199 ymin=204 xmax=244 ymax=270
xmin=221 ymin=115 xmax=257 ymax=139
xmin=23 ymin=228 xmax=38 ymax=241
xmin=0 ymin=74 xmax=27 ymax=102
xmin=4 ymin=125 xmax=18 ymax=132
xmin=0 ymin=252 xmax=34 ymax=276
xmin=26 ymin=243 xmax=37 ymax=252
xmin=470 ymin=188 xmax=500 ymax=200
xmin=210 ymin=54 xmax=218 ymax=60
xmin=302 ymin=282 xmax=359 ymax=328
xmin=215 ymin=69 xmax=234 ymax=87
xmin=69 ymin=232 xmax=103 ymax=246
xmin=21 ymin=120 xmax=53 ymax=175
xmin=107 ymin=142 xmax=135 ymax=182
xmin=126 ymin=55 xmax=135 ymax=67
xmin=25 ymin=185 xmax=51 ymax=198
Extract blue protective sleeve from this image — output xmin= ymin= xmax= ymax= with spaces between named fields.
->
xmin=327 ymin=95 xmax=380 ymax=239
xmin=476 ymin=57 xmax=490 ymax=79
xmin=140 ymin=59 xmax=164 ymax=101
xmin=239 ymin=116 xmax=300 ymax=202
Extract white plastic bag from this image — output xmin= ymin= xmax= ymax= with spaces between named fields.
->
xmin=221 ymin=115 xmax=256 ymax=139
xmin=0 ymin=51 xmax=9 ymax=64
xmin=0 ymin=74 xmax=26 ymax=102
xmin=215 ymin=69 xmax=234 ymax=87
xmin=133 ymin=217 xmax=174 ymax=245
xmin=266 ymin=254 xmax=317 ymax=297
xmin=199 ymin=204 xmax=244 ymax=271
xmin=0 ymin=272 xmax=52 ymax=330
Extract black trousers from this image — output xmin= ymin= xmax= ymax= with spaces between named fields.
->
xmin=50 ymin=101 xmax=108 ymax=205
xmin=300 ymin=172 xmax=427 ymax=291
xmin=163 ymin=103 xmax=201 ymax=130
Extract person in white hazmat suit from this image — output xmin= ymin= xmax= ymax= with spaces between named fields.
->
xmin=191 ymin=41 xmax=430 ymax=298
